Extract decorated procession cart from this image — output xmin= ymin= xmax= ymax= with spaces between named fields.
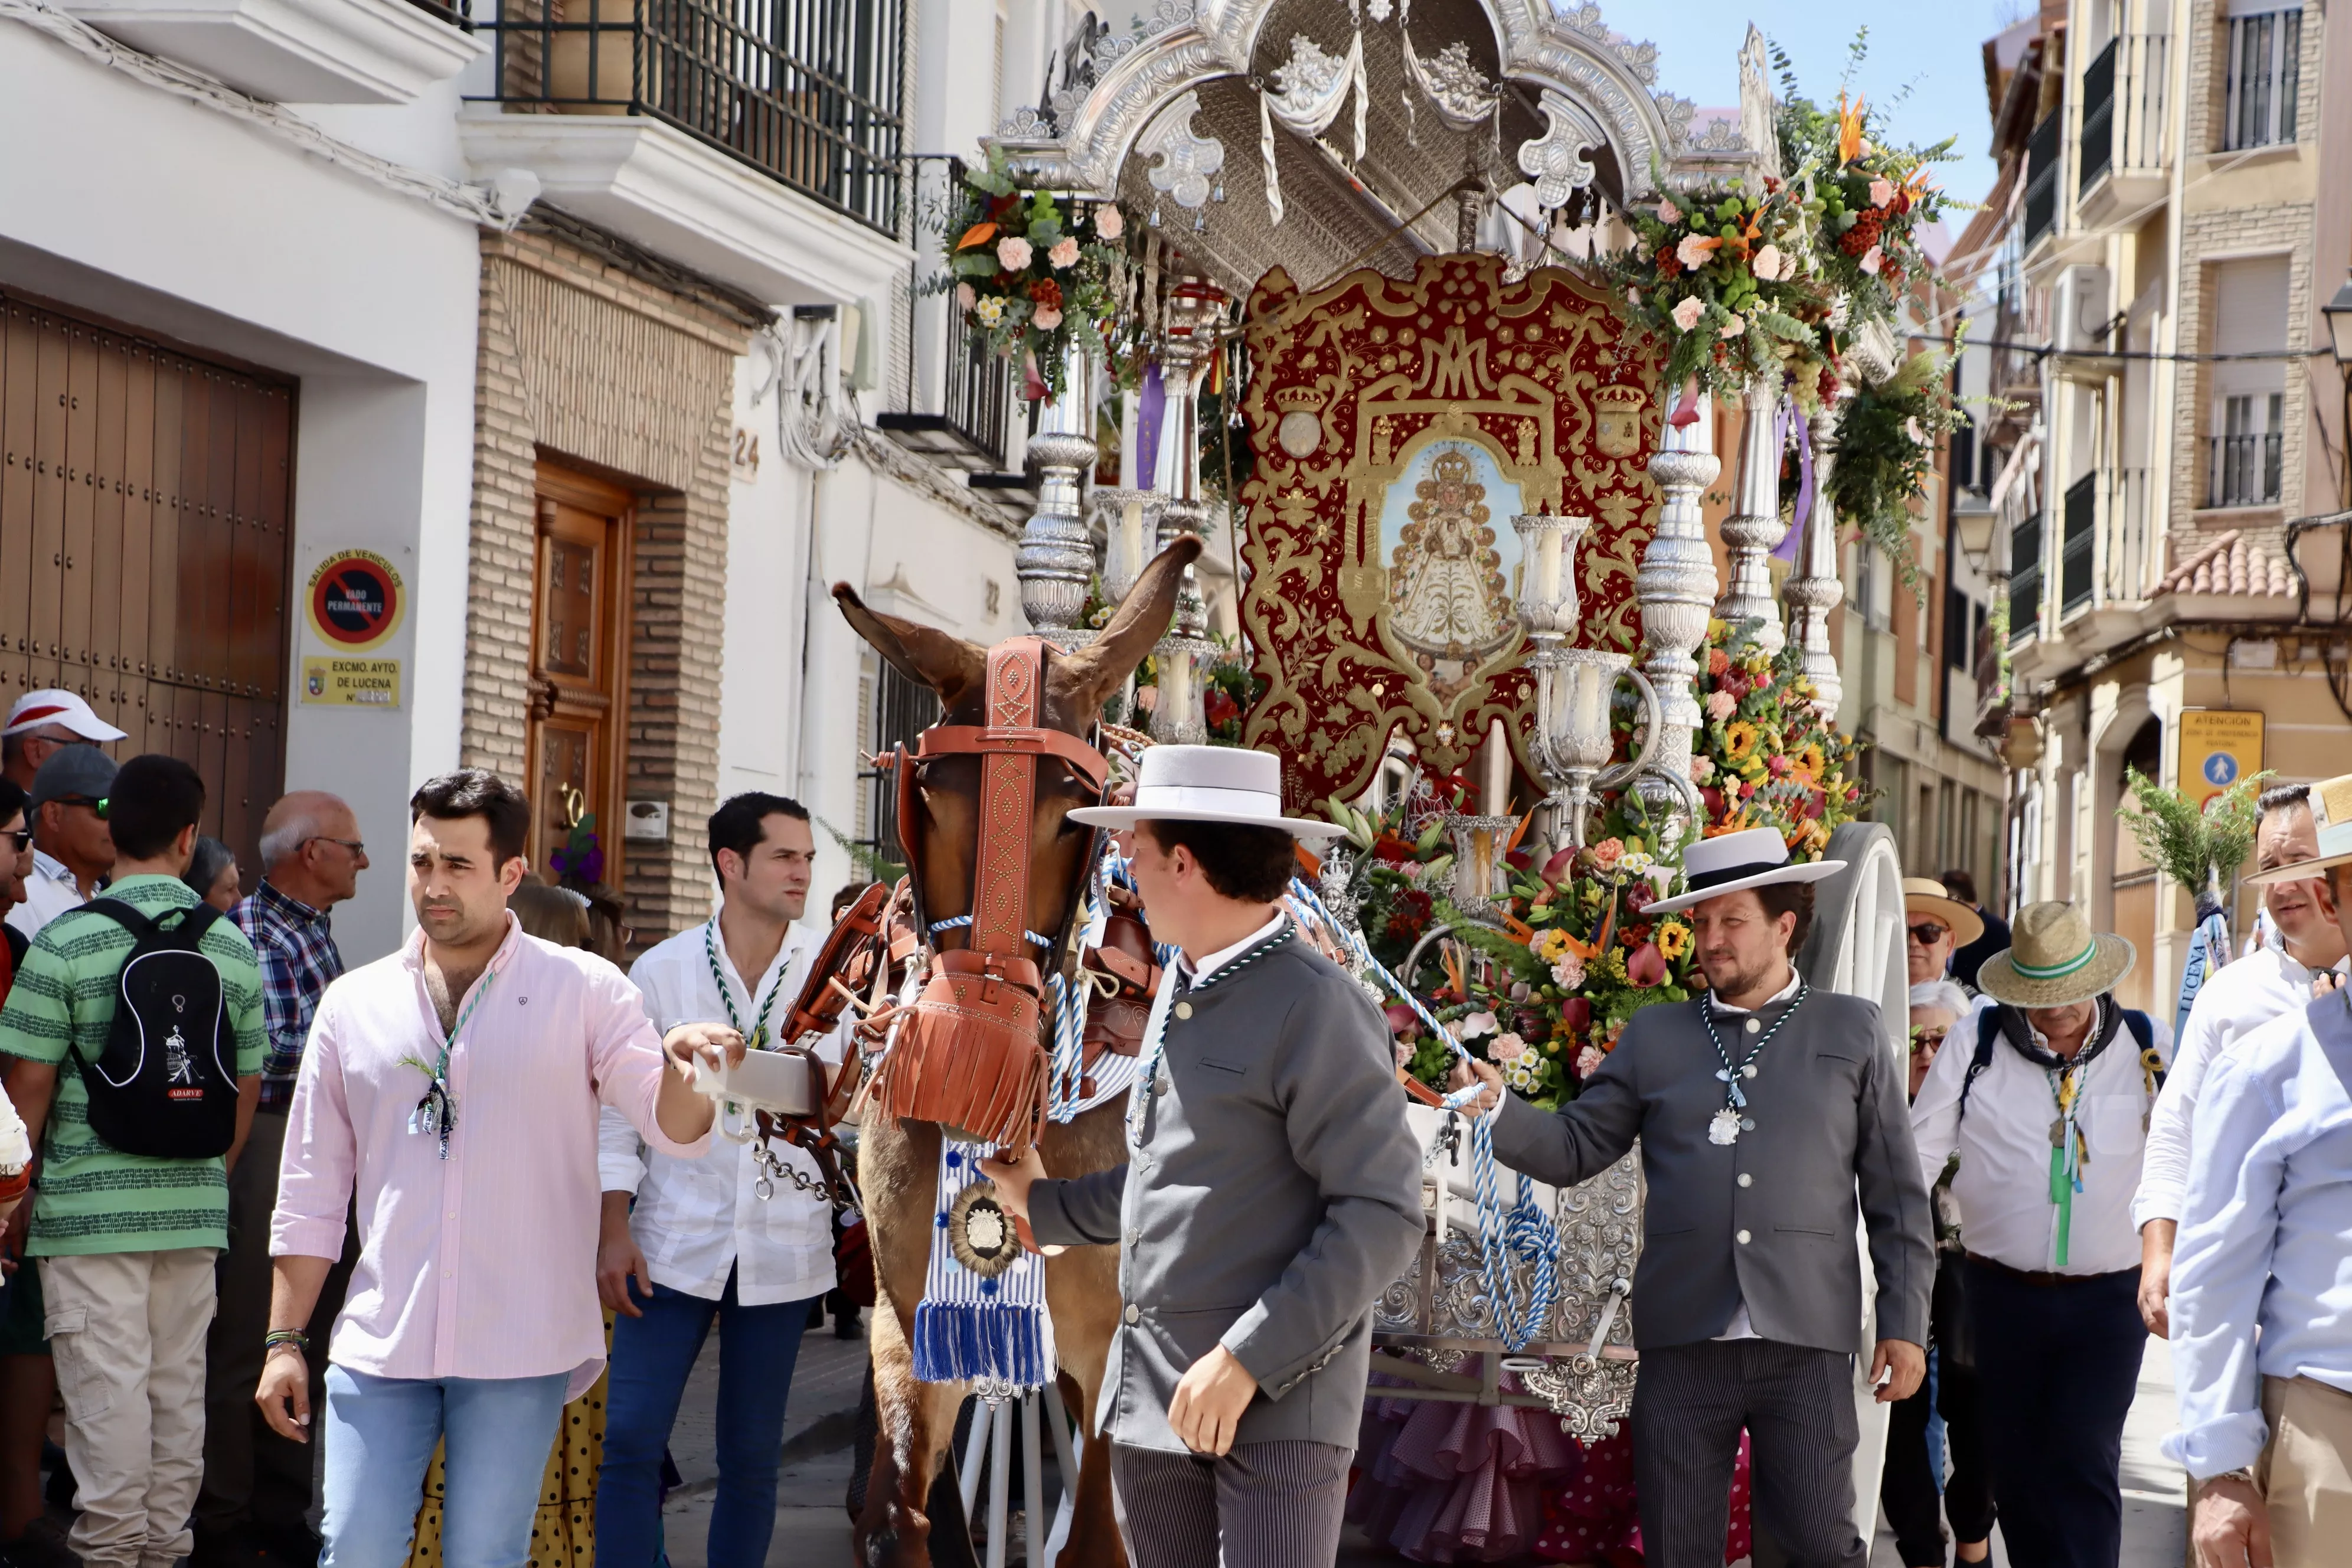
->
xmin=785 ymin=4 xmax=1961 ymax=1562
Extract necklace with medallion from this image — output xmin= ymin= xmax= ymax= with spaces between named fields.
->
xmin=1698 ymin=984 xmax=1809 ymax=1145
xmin=703 ymin=920 xmax=789 ymax=1050
xmin=401 ymin=971 xmax=495 ymax=1159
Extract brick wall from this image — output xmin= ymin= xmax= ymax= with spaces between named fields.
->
xmin=461 ymin=219 xmax=758 ymax=949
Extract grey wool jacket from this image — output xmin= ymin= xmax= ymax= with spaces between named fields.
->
xmin=1489 ymin=985 xmax=1934 ymax=1355
xmin=1028 ymin=922 xmax=1425 ymax=1453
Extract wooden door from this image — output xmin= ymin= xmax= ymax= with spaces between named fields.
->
xmin=527 ymin=461 xmax=632 ymax=889
xmin=0 ymin=290 xmax=294 ymax=878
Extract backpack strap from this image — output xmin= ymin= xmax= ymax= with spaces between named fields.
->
xmin=80 ymin=898 xmax=157 ymax=940
xmin=2121 ymin=1007 xmax=2163 ymax=1099
xmin=80 ymin=899 xmax=223 ymax=946
xmin=1956 ymin=1007 xmax=2005 ymax=1128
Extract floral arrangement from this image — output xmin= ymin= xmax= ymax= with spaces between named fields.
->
xmin=930 ymin=151 xmax=1136 ymax=400
xmin=1603 ymin=40 xmax=1952 ymax=409
xmin=1388 ymin=620 xmax=1864 ymax=1108
xmin=1830 ymin=348 xmax=1968 ymax=592
xmin=548 ymin=814 xmax=604 ymax=889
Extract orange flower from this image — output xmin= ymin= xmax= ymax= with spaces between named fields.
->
xmin=956 ymin=221 xmax=999 ymax=251
xmin=1837 ymin=93 xmax=1866 ymax=167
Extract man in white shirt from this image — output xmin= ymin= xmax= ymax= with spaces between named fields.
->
xmin=2167 ymin=770 xmax=2352 ymax=1568
xmin=594 ymin=792 xmax=835 ymax=1567
xmin=2134 ymin=783 xmax=2347 ymax=1337
xmin=6 ymin=746 xmax=117 ymax=940
xmin=1911 ymin=902 xmax=2170 ymax=1568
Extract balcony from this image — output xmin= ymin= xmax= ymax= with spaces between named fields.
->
xmin=458 ymin=0 xmax=908 ymax=305
xmin=2059 ymin=473 xmax=2096 ymax=618
xmin=2206 ymin=433 xmax=2282 ymax=509
xmin=2009 ymin=512 xmax=2044 ymax=646
xmin=64 ymin=0 xmax=483 ymax=103
xmin=2100 ymin=466 xmax=2155 ymax=604
xmin=876 ymin=295 xmax=1015 ymax=473
xmin=2077 ymin=34 xmax=2170 ymax=227
xmin=2022 ymin=107 xmax=2062 ymax=251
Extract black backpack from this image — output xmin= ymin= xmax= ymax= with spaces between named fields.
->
xmin=73 ymin=899 xmax=240 ymax=1158
xmin=1957 ymin=1001 xmax=2160 ymax=1125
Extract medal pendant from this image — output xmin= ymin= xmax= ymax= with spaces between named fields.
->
xmin=2049 ymin=1116 xmax=2066 ymax=1148
xmin=1709 ymin=1107 xmax=1742 ymax=1146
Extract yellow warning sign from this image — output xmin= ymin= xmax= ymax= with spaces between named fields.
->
xmin=2177 ymin=709 xmax=2263 ymax=808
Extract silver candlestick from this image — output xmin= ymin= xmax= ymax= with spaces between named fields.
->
xmin=1442 ymin=812 xmax=1518 ymax=922
xmin=1530 ymin=647 xmax=1662 ymax=848
xmin=1783 ymin=401 xmax=1846 ymax=721
xmin=1017 ymin=336 xmax=1099 ymax=651
xmin=1715 ymin=376 xmax=1789 ymax=654
xmin=1632 ymin=413 xmax=1720 ymax=839
xmin=1090 ymin=486 xmax=1161 ymax=607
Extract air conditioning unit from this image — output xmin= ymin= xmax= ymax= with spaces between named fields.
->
xmin=2052 ymin=265 xmax=2115 ymax=357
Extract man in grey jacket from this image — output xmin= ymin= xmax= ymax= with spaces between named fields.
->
xmin=989 ymin=746 xmax=1423 ymax=1568
xmin=1456 ymin=827 xmax=1934 ymax=1568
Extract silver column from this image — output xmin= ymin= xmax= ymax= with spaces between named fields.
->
xmin=1632 ymin=412 xmax=1721 ymax=837
xmin=1782 ymin=401 xmax=1845 ymax=721
xmin=1714 ymin=377 xmax=1789 ymax=655
xmin=1016 ymin=336 xmax=1100 ymax=652
xmin=1150 ymin=282 xmax=1224 ymax=740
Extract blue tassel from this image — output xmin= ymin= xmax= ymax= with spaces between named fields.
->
xmin=912 ymin=1301 xmax=1047 ymax=1384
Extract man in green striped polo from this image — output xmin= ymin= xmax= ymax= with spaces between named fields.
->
xmin=0 ymin=753 xmax=263 ymax=1568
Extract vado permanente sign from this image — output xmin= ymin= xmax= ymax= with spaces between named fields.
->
xmin=306 ymin=549 xmax=406 ymax=654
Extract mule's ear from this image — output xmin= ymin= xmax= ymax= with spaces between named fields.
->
xmin=1058 ymin=535 xmax=1205 ymax=710
xmin=833 ymin=583 xmax=989 ymax=707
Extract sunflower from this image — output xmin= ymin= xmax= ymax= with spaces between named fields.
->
xmin=1724 ymin=720 xmax=1761 ymax=762
xmin=1656 ymin=921 xmax=1691 ymax=962
xmin=1795 ymin=742 xmax=1827 ymax=780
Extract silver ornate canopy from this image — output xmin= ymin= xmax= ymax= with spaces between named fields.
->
xmin=987 ymin=0 xmax=1768 ymax=300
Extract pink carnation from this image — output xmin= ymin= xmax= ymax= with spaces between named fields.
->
xmin=1047 ymin=236 xmax=1081 ymax=269
xmin=996 ymin=235 xmax=1034 ymax=271
xmin=1490 ymin=1032 xmax=1528 ymax=1062
xmin=955 ymin=282 xmax=975 ymax=308
xmin=1751 ymin=243 xmax=1788 ymax=282
xmin=1094 ymin=205 xmax=1124 ymax=240
xmin=1033 ymin=305 xmax=1064 ymax=330
xmin=1670 ymin=296 xmax=1706 ymax=332
xmin=1860 ymin=244 xmax=1884 ymax=276
xmin=1719 ymin=312 xmax=1746 ymax=340
xmin=1575 ymin=1044 xmax=1603 ymax=1079
xmin=1655 ymin=200 xmax=1681 ymax=224
xmin=1675 ymin=233 xmax=1721 ymax=272
xmin=1706 ymin=690 xmax=1737 ymax=721
xmin=1869 ymin=178 xmax=1897 ymax=210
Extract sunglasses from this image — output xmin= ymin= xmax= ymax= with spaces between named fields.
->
xmin=2 ymin=828 xmax=28 ymax=852
xmin=1906 ymin=922 xmax=1951 ymax=945
xmin=1910 ymin=1025 xmax=1950 ymax=1050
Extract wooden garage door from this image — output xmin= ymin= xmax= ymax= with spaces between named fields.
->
xmin=0 ymin=290 xmax=295 ymax=874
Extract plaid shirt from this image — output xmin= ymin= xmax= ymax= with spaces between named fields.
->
xmin=233 ymin=878 xmax=344 ymax=1109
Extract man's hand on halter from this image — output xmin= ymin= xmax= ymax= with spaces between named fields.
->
xmin=980 ymin=1145 xmax=1047 ymax=1222
xmin=1169 ymin=1345 xmax=1259 ymax=1458
xmin=1446 ymin=1056 xmax=1504 ymax=1115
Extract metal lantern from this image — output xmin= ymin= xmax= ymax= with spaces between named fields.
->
xmin=1443 ymin=811 xmax=1518 ymax=921
xmin=1511 ymin=512 xmax=1591 ymax=641
xmin=1091 ymin=486 xmax=1160 ymax=606
xmin=1148 ymin=635 xmax=1218 ymax=744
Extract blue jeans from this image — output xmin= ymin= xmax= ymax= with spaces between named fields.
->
xmin=319 ymin=1364 xmax=569 ymax=1568
xmin=596 ymin=1270 xmax=815 ymax=1567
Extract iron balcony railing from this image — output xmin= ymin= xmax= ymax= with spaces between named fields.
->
xmin=470 ymin=0 xmax=905 ymax=235
xmin=2079 ymin=33 xmax=2170 ymax=194
xmin=2010 ymin=512 xmax=2044 ymax=645
xmin=2023 ymin=108 xmax=2062 ymax=249
xmin=943 ymin=296 xmax=1012 ymax=468
xmin=2060 ymin=473 xmax=2097 ymax=615
xmin=2207 ymin=433 xmax=2283 ymax=508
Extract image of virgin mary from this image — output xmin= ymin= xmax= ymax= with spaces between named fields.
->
xmin=1387 ymin=447 xmax=1512 ymax=659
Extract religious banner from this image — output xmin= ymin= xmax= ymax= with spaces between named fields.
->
xmin=1236 ymin=253 xmax=1665 ymax=811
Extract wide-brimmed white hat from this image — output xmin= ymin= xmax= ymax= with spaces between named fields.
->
xmin=5 ymin=688 xmax=125 ymax=743
xmin=1974 ymin=900 xmax=2135 ymax=1008
xmin=1646 ymin=826 xmax=1845 ymax=913
xmin=2245 ymin=773 xmax=2352 ymax=886
xmin=1069 ymin=744 xmax=1344 ymax=839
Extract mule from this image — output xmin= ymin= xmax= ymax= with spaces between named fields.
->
xmin=835 ymin=537 xmax=1200 ymax=1568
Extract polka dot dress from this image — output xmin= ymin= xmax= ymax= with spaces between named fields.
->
xmin=404 ymin=1314 xmax=611 ymax=1567
xmin=1528 ymin=1423 xmax=1752 ymax=1564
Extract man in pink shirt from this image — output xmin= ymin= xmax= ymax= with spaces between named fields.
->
xmin=254 ymin=772 xmax=742 ymax=1568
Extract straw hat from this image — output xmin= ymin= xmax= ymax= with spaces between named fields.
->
xmin=1645 ymin=826 xmax=1844 ymax=914
xmin=1973 ymin=901 xmax=2136 ymax=1009
xmin=2243 ymin=773 xmax=2352 ymax=886
xmin=1068 ymin=744 xmax=1344 ymax=839
xmin=1902 ymin=878 xmax=1984 ymax=948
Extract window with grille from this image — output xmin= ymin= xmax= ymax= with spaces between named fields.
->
xmin=855 ymin=657 xmax=940 ymax=875
xmin=2224 ymin=7 xmax=2302 ymax=150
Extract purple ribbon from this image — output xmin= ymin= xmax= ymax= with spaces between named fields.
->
xmin=1771 ymin=399 xmax=1814 ymax=563
xmin=1136 ymin=364 xmax=1167 ymax=488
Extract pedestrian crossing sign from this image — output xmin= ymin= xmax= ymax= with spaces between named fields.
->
xmin=2177 ymin=709 xmax=2263 ymax=808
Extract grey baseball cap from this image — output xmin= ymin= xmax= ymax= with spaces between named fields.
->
xmin=29 ymin=744 xmax=119 ymax=813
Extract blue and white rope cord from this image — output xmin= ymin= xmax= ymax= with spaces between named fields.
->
xmin=1284 ymin=876 xmax=1560 ymax=1353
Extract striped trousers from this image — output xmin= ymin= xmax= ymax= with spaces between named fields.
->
xmin=1109 ymin=1440 xmax=1353 ymax=1568
xmin=1632 ymin=1338 xmax=1867 ymax=1568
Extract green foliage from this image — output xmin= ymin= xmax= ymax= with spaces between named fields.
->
xmin=1830 ymin=349 xmax=1966 ymax=598
xmin=2119 ymin=767 xmax=2273 ymax=893
xmin=817 ymin=816 xmax=907 ymax=888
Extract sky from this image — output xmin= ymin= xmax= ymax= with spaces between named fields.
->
xmin=1633 ymin=3 xmax=2019 ymax=212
